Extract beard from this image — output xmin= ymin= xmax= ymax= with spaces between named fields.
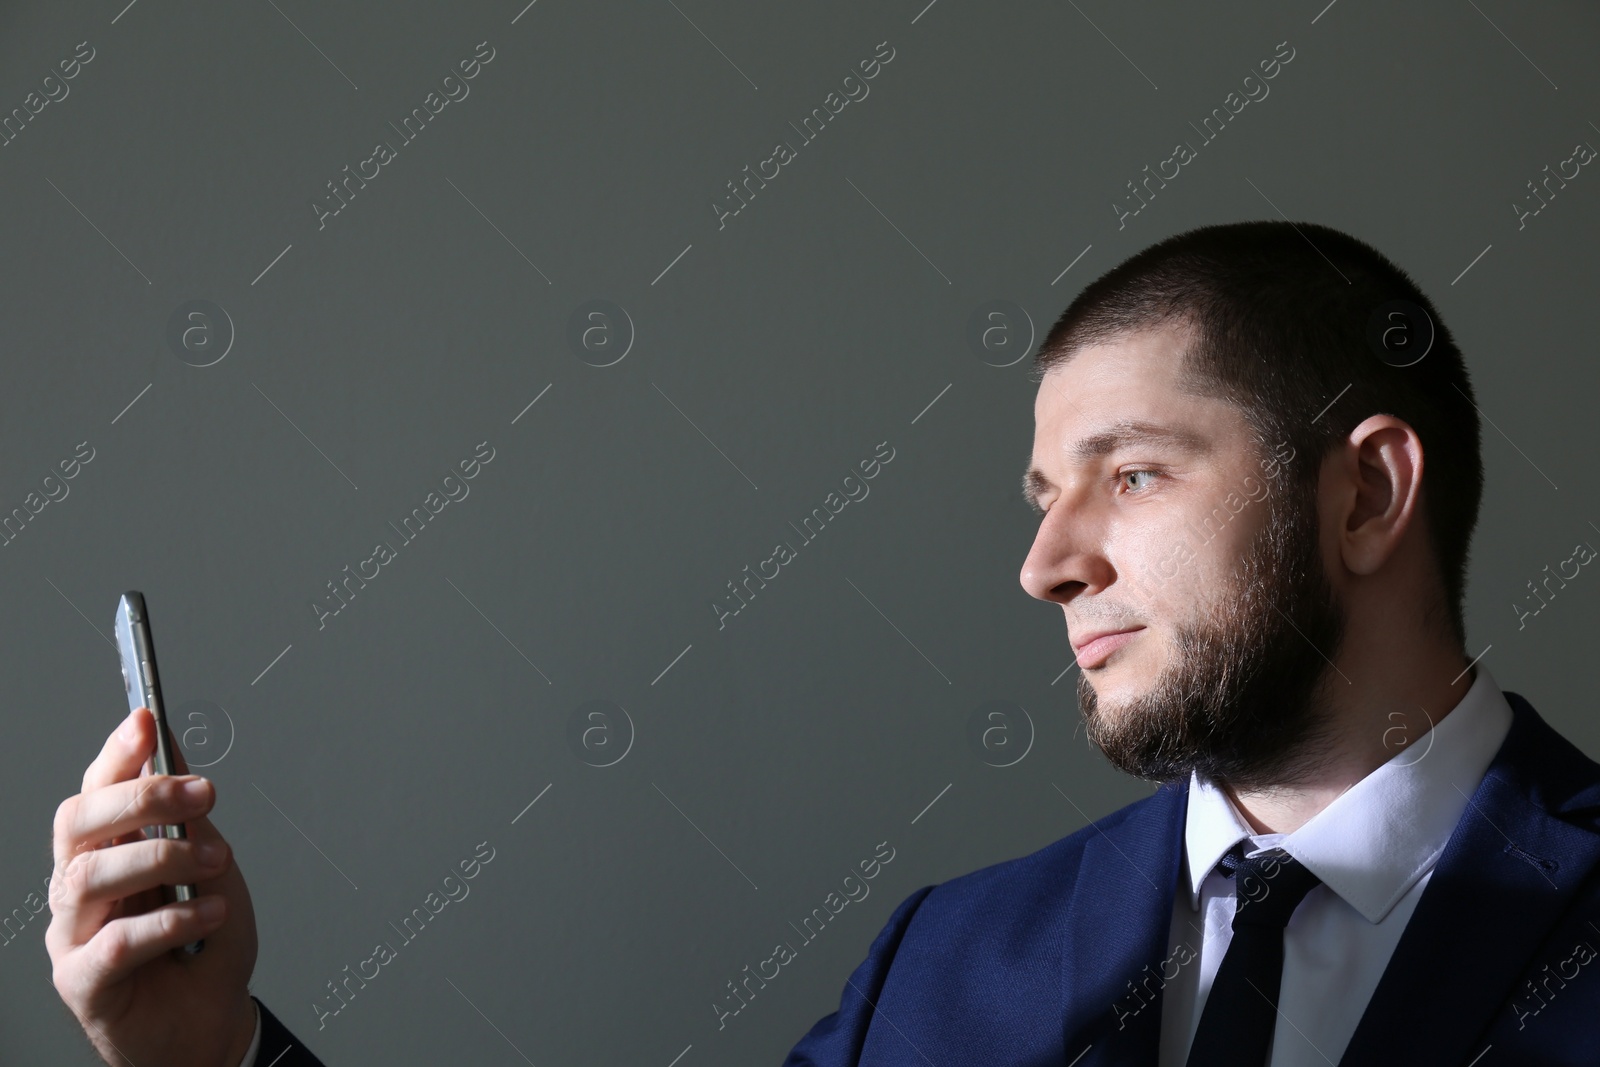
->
xmin=1077 ymin=470 xmax=1347 ymax=791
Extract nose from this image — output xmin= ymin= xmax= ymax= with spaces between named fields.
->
xmin=1019 ymin=503 xmax=1114 ymax=607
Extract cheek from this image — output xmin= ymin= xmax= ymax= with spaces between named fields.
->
xmin=1112 ymin=506 xmax=1256 ymax=612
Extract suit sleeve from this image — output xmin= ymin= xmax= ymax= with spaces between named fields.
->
xmin=780 ymin=884 xmax=936 ymax=1067
xmin=252 ymin=998 xmax=329 ymax=1067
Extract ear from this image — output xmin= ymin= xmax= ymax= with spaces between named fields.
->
xmin=1332 ymin=415 xmax=1424 ymax=576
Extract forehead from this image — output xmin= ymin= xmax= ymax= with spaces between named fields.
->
xmin=1031 ymin=324 xmax=1248 ymax=447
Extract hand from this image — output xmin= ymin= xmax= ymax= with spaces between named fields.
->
xmin=47 ymin=706 xmax=260 ymax=1067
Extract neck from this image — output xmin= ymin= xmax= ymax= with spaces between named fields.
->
xmin=1222 ymin=631 xmax=1475 ymax=835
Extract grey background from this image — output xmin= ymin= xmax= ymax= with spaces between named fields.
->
xmin=2 ymin=0 xmax=1598 ymax=1062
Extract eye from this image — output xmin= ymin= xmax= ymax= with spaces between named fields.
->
xmin=1120 ymin=469 xmax=1160 ymax=493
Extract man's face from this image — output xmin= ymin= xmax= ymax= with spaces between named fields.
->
xmin=1019 ymin=323 xmax=1345 ymax=788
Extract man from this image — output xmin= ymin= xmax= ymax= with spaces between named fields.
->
xmin=47 ymin=221 xmax=1600 ymax=1066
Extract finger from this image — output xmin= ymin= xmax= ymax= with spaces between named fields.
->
xmin=82 ymin=707 xmax=155 ymax=794
xmin=74 ymin=896 xmax=227 ymax=992
xmin=55 ymin=774 xmax=213 ymax=868
xmin=51 ymin=829 xmax=231 ymax=947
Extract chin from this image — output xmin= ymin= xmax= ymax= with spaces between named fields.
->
xmin=1085 ymin=663 xmax=1165 ymax=721
xmin=1080 ymin=674 xmax=1141 ymax=716
xmin=1087 ymin=642 xmax=1156 ymax=684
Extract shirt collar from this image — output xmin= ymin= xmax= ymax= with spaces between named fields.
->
xmin=1182 ymin=664 xmax=1514 ymax=923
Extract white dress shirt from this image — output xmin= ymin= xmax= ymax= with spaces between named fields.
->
xmin=238 ymin=999 xmax=262 ymax=1066
xmin=1157 ymin=665 xmax=1514 ymax=1066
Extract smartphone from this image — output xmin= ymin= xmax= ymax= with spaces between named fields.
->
xmin=113 ymin=591 xmax=204 ymax=955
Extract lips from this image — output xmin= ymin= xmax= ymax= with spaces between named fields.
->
xmin=1071 ymin=627 xmax=1145 ymax=669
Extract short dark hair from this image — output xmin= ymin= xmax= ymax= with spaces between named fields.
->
xmin=1031 ymin=220 xmax=1483 ymax=648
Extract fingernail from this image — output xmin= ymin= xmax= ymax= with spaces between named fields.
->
xmin=182 ymin=778 xmax=210 ymax=802
xmin=196 ymin=839 xmax=226 ymax=866
xmin=119 ymin=713 xmax=139 ymax=742
xmin=197 ymin=895 xmax=225 ymax=921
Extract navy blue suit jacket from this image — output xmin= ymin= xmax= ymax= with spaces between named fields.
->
xmin=254 ymin=997 xmax=325 ymax=1066
xmin=782 ymin=690 xmax=1600 ymax=1065
xmin=256 ymin=690 xmax=1600 ymax=1065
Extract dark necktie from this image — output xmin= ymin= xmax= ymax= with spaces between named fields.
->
xmin=1183 ymin=844 xmax=1324 ymax=1067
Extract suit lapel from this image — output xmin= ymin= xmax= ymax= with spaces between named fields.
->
xmin=1337 ymin=692 xmax=1600 ymax=1065
xmin=1060 ymin=779 xmax=1188 ymax=1066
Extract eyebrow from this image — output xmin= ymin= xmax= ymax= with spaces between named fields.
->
xmin=1021 ymin=420 xmax=1212 ymax=510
